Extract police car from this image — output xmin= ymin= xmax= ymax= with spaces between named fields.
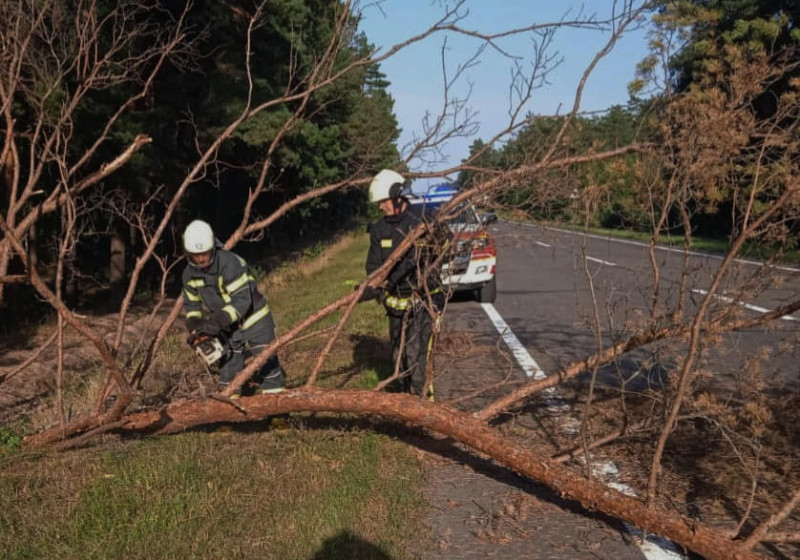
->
xmin=410 ymin=184 xmax=498 ymax=303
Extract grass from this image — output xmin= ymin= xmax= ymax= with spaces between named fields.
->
xmin=0 ymin=427 xmax=21 ymax=457
xmin=263 ymin=232 xmax=393 ymax=390
xmin=0 ymin=429 xmax=425 ymax=559
xmin=0 ymin=232 xmax=428 ymax=560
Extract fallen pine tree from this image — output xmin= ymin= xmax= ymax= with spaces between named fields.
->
xmin=25 ymin=388 xmax=766 ymax=560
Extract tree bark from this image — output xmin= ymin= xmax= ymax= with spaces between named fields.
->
xmin=109 ymin=224 xmax=126 ymax=305
xmin=109 ymin=226 xmax=126 ymax=286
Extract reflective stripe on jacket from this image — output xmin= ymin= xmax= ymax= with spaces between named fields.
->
xmin=366 ymin=206 xmax=445 ymax=299
xmin=182 ymin=249 xmax=270 ymax=331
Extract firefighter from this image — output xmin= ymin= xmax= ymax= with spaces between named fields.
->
xmin=181 ymin=219 xmax=285 ymax=397
xmin=364 ymin=169 xmax=446 ymax=399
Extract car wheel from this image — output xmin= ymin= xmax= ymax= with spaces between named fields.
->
xmin=478 ymin=276 xmax=497 ymax=303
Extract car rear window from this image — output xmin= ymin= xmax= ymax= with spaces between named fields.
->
xmin=412 ymin=201 xmax=479 ymax=228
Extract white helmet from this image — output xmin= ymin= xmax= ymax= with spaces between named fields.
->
xmin=183 ymin=220 xmax=215 ymax=254
xmin=369 ymin=169 xmax=406 ymax=203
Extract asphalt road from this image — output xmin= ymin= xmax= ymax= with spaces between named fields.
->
xmin=490 ymin=221 xmax=800 ymax=393
xmin=424 ymin=219 xmax=800 ymax=560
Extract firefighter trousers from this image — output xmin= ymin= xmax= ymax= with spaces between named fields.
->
xmin=388 ymin=303 xmax=435 ymax=397
xmin=218 ymin=312 xmax=285 ymax=392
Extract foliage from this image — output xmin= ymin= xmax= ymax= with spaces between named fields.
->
xmin=641 ymin=0 xmax=800 ymax=241
xmin=465 ymin=106 xmax=655 ymax=228
xmin=168 ymin=1 xmax=400 ymax=242
xmin=0 ymin=427 xmax=22 ymax=457
xmin=659 ymin=0 xmax=800 ymax=97
xmin=0 ymin=0 xmax=400 ymax=311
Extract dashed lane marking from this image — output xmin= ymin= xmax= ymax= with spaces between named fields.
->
xmin=542 ymin=224 xmax=800 ymax=273
xmin=585 ymin=256 xmax=616 ymax=266
xmin=691 ymin=288 xmax=799 ymax=321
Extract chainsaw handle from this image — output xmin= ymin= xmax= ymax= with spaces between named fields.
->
xmin=188 ymin=330 xmax=210 ymax=347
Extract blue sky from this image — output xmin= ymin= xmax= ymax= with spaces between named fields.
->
xmin=359 ymin=1 xmax=652 ymax=188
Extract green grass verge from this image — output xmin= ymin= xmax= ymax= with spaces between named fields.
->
xmin=264 ymin=233 xmax=393 ymax=389
xmin=0 ymin=429 xmax=425 ymax=560
xmin=0 ymin=232 xmax=428 ymax=560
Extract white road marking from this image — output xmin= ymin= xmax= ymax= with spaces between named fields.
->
xmin=507 ymin=220 xmax=800 ymax=273
xmin=535 ymin=241 xmax=551 ymax=248
xmin=481 ymin=302 xmax=686 ymax=560
xmin=481 ymin=303 xmax=568 ymax=413
xmin=585 ymin=256 xmax=616 ymax=266
xmin=481 ymin=303 xmax=545 ymax=379
xmin=593 ymin=463 xmax=687 ymax=560
xmin=691 ymin=289 xmax=799 ymax=321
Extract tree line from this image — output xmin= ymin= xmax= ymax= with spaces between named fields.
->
xmin=0 ymin=0 xmax=399 ymax=323
xmin=461 ymin=0 xmax=800 ymax=251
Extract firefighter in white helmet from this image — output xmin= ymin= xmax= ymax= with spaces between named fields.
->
xmin=363 ymin=170 xmax=446 ymax=399
xmin=181 ymin=219 xmax=285 ymax=396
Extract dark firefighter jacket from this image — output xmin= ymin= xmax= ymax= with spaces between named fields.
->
xmin=182 ymin=249 xmax=270 ymax=332
xmin=366 ymin=205 xmax=447 ymax=307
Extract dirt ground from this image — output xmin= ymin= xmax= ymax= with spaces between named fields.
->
xmin=0 ymin=301 xmax=188 ymax=428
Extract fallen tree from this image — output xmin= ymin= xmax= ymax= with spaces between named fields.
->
xmin=63 ymin=388 xmax=757 ymax=560
xmin=4 ymin=1 xmax=800 ymax=558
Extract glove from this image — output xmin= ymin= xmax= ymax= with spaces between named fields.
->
xmin=356 ymin=284 xmax=382 ymax=302
xmin=197 ymin=319 xmax=221 ymax=337
xmin=186 ymin=317 xmax=203 ymax=333
xmin=198 ymin=310 xmax=231 ymax=337
xmin=187 ymin=329 xmax=205 ymax=347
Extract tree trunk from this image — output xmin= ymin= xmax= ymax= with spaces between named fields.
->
xmin=30 ymin=388 xmax=763 ymax=560
xmin=109 ymin=225 xmax=126 ymax=304
xmin=27 ymin=222 xmax=37 ymax=272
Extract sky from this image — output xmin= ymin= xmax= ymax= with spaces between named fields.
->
xmin=359 ymin=1 xmax=653 ymax=190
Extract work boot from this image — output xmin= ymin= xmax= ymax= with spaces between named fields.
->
xmin=257 ymin=366 xmax=286 ymax=394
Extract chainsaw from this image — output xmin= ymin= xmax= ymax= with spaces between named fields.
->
xmin=190 ymin=332 xmax=227 ymax=366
